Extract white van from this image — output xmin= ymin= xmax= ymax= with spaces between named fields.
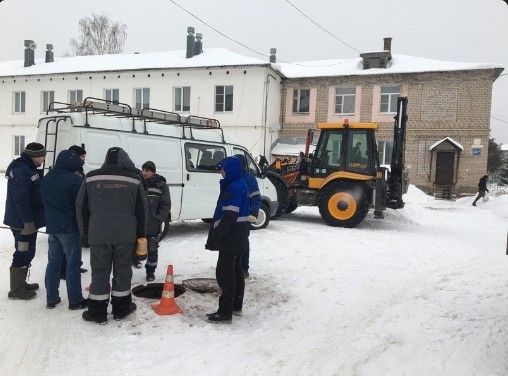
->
xmin=36 ymin=98 xmax=279 ymax=235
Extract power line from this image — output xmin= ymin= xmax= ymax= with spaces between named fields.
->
xmin=167 ymin=0 xmax=358 ymax=68
xmin=491 ymin=115 xmax=508 ymax=125
xmin=283 ymin=0 xmax=362 ymax=54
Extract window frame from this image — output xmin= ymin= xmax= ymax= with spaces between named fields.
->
xmin=174 ymin=86 xmax=191 ymax=112
xmin=14 ymin=91 xmax=26 ymax=113
xmin=379 ymin=86 xmax=400 ymax=114
xmin=134 ymin=88 xmax=150 ymax=110
xmin=68 ymin=89 xmax=83 ymax=104
xmin=13 ymin=135 xmax=25 ymax=156
xmin=41 ymin=91 xmax=55 ymax=113
xmin=334 ymin=87 xmax=356 ymax=115
xmin=292 ymin=89 xmax=310 ymax=114
xmin=105 ymin=89 xmax=120 ymax=104
xmin=215 ymin=85 xmax=233 ymax=112
xmin=378 ymin=140 xmax=393 ymax=165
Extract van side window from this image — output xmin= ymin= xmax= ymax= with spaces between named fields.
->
xmin=185 ymin=144 xmax=226 ymax=172
xmin=232 ymin=147 xmax=260 ymax=176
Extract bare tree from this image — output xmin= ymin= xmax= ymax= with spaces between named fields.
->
xmin=69 ymin=13 xmax=127 ymax=56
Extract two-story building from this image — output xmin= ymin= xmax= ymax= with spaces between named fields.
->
xmin=0 ymin=34 xmax=503 ymax=195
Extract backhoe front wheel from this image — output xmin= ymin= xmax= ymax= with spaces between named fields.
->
xmin=318 ymin=181 xmax=369 ymax=228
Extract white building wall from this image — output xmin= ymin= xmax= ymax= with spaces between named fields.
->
xmin=0 ymin=65 xmax=281 ymax=171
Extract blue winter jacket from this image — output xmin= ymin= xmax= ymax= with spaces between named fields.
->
xmin=235 ymin=154 xmax=261 ymax=217
xmin=3 ymin=153 xmax=45 ymax=229
xmin=206 ymin=156 xmax=250 ymax=255
xmin=42 ymin=149 xmax=84 ymax=234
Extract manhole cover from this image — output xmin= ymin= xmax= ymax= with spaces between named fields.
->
xmin=132 ymin=283 xmax=185 ymax=299
xmin=182 ymin=278 xmax=220 ymax=293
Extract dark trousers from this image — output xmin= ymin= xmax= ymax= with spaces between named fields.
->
xmin=88 ymin=243 xmax=134 ymax=315
xmin=472 ymin=190 xmax=486 ymax=205
xmin=11 ymin=230 xmax=37 ymax=268
xmin=241 ymin=229 xmax=251 ymax=273
xmin=216 ymin=252 xmax=245 ymax=315
xmin=145 ymin=236 xmax=159 ymax=274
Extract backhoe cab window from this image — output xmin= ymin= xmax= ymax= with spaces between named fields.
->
xmin=346 ymin=131 xmax=369 ymax=174
xmin=316 ymin=131 xmax=342 ymax=169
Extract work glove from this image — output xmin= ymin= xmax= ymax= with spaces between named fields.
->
xmin=20 ymin=222 xmax=37 ymax=235
xmin=248 ymin=215 xmax=257 ymax=223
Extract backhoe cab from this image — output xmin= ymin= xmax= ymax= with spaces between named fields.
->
xmin=265 ymin=97 xmax=409 ymax=227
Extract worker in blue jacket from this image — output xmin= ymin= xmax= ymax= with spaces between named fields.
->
xmin=234 ymin=154 xmax=261 ymax=278
xmin=205 ymin=156 xmax=250 ymax=323
xmin=4 ymin=142 xmax=47 ymax=300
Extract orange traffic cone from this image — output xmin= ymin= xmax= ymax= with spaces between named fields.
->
xmin=152 ymin=265 xmax=183 ymax=315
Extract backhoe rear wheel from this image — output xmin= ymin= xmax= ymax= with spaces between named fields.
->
xmin=318 ymin=181 xmax=369 ymax=228
xmin=267 ymin=175 xmax=289 ymax=218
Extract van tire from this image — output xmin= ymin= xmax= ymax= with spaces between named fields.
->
xmin=159 ymin=217 xmax=171 ymax=241
xmin=250 ymin=204 xmax=270 ymax=230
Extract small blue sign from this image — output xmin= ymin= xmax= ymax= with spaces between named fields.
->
xmin=472 ymin=148 xmax=481 ymax=156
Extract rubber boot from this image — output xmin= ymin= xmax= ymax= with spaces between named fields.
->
xmin=23 ymin=267 xmax=39 ymax=291
xmin=8 ymin=267 xmax=36 ymax=300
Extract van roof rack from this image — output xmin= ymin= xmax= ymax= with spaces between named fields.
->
xmin=46 ymin=97 xmax=225 ymax=142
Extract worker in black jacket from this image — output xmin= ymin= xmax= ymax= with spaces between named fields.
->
xmin=139 ymin=161 xmax=171 ymax=282
xmin=76 ymin=147 xmax=147 ymax=324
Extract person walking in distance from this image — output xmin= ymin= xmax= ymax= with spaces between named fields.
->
xmin=4 ymin=142 xmax=46 ymax=300
xmin=472 ymin=175 xmax=489 ymax=206
xmin=42 ymin=149 xmax=87 ymax=310
xmin=140 ymin=161 xmax=171 ymax=282
xmin=234 ymin=154 xmax=261 ymax=278
xmin=77 ymin=147 xmax=147 ymax=324
xmin=205 ymin=156 xmax=250 ymax=323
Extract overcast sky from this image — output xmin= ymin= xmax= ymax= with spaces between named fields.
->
xmin=1 ymin=0 xmax=507 ymax=142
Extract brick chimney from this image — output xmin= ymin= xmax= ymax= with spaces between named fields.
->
xmin=45 ymin=44 xmax=54 ymax=63
xmin=186 ymin=27 xmax=195 ymax=58
xmin=24 ymin=40 xmax=36 ymax=67
xmin=384 ymin=37 xmax=392 ymax=52
xmin=270 ymin=48 xmax=277 ymax=63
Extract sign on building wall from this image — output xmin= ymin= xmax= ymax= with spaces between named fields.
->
xmin=472 ymin=148 xmax=481 ymax=156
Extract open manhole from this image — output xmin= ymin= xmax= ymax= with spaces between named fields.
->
xmin=132 ymin=283 xmax=185 ymax=299
xmin=182 ymin=278 xmax=220 ymax=293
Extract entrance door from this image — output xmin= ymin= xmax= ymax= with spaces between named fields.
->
xmin=435 ymin=152 xmax=455 ymax=185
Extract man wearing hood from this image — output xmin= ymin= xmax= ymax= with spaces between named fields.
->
xmin=4 ymin=142 xmax=46 ymax=300
xmin=138 ymin=161 xmax=171 ymax=281
xmin=76 ymin=147 xmax=147 ymax=324
xmin=42 ymin=149 xmax=87 ymax=310
xmin=234 ymin=154 xmax=261 ymax=278
xmin=205 ymin=156 xmax=250 ymax=323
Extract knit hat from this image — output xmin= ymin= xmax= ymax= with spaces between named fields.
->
xmin=24 ymin=142 xmax=47 ymax=157
xmin=69 ymin=145 xmax=87 ymax=156
xmin=142 ymin=161 xmax=156 ymax=173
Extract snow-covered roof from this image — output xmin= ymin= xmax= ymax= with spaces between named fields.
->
xmin=272 ymin=142 xmax=316 ymax=156
xmin=0 ymin=48 xmax=272 ymax=77
xmin=501 ymin=144 xmax=508 ymax=152
xmin=277 ymin=55 xmax=503 ymax=78
xmin=0 ymin=48 xmax=503 ymax=78
xmin=430 ymin=137 xmax=464 ymax=151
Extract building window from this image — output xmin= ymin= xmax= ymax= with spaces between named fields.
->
xmin=215 ymin=85 xmax=233 ymax=112
xmin=14 ymin=135 xmax=25 ymax=156
xmin=292 ymin=89 xmax=310 ymax=114
xmin=378 ymin=140 xmax=393 ymax=165
xmin=69 ymin=89 xmax=83 ymax=104
xmin=135 ymin=88 xmax=150 ymax=109
xmin=42 ymin=91 xmax=55 ymax=113
xmin=334 ymin=87 xmax=356 ymax=114
xmin=14 ymin=92 xmax=26 ymax=113
xmin=105 ymin=89 xmax=119 ymax=104
xmin=174 ymin=87 xmax=191 ymax=112
xmin=380 ymin=86 xmax=400 ymax=113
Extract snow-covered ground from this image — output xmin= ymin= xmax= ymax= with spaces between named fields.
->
xmin=1 ymin=177 xmax=507 ymax=376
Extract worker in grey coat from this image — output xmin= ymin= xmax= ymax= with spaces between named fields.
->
xmin=76 ymin=147 xmax=147 ymax=324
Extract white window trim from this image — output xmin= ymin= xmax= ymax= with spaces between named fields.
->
xmin=379 ymin=86 xmax=400 ymax=114
xmin=41 ymin=91 xmax=55 ymax=113
xmin=215 ymin=85 xmax=233 ymax=113
xmin=134 ymin=88 xmax=150 ymax=110
xmin=292 ymin=88 xmax=310 ymax=114
xmin=334 ymin=87 xmax=356 ymax=115
xmin=14 ymin=91 xmax=26 ymax=113
xmin=174 ymin=86 xmax=191 ymax=112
